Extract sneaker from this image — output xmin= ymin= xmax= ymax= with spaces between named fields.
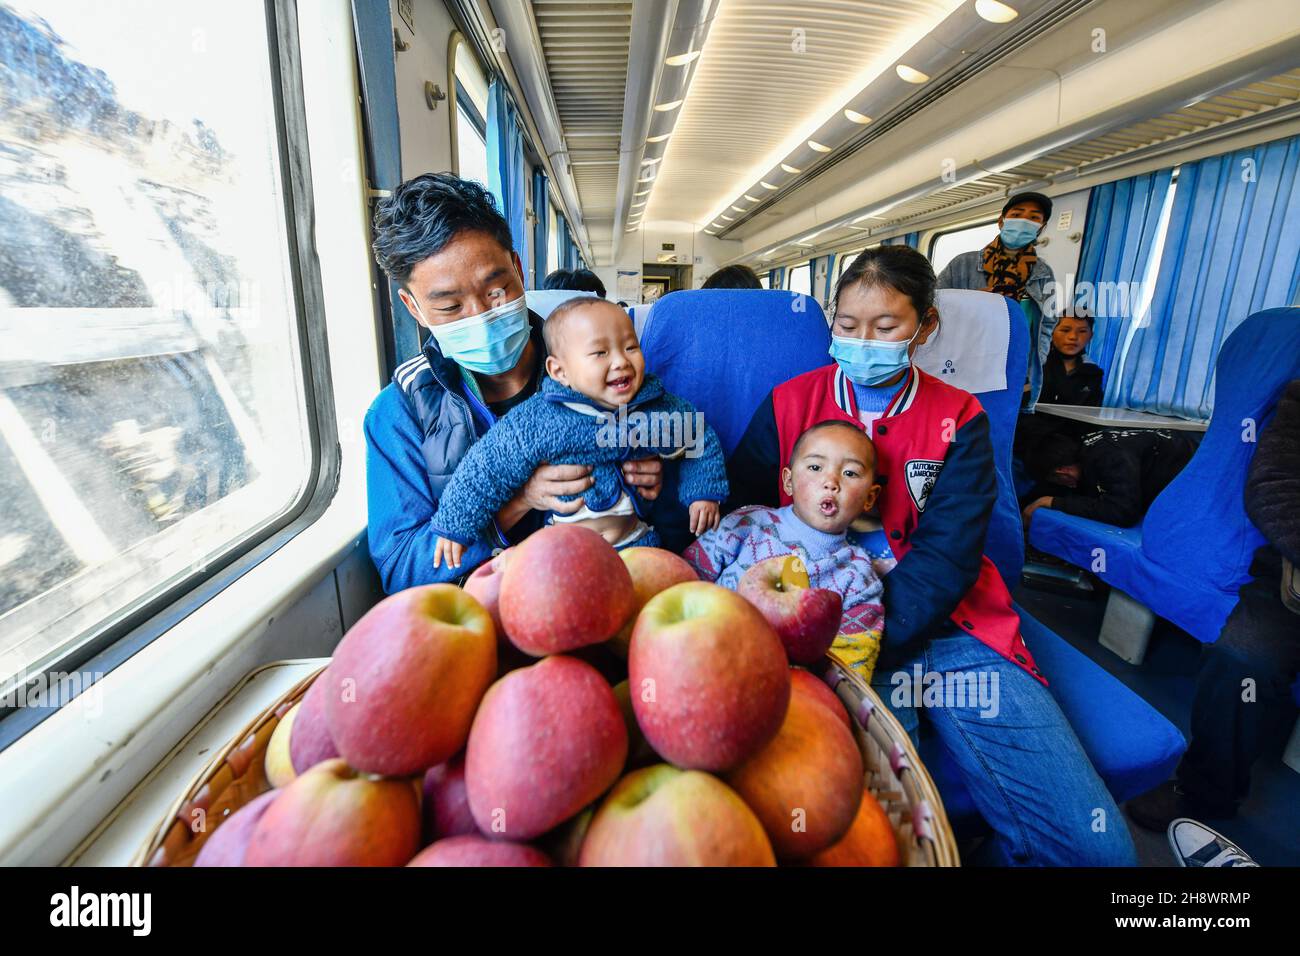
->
xmin=1126 ymin=780 xmax=1236 ymax=832
xmin=1168 ymin=819 xmax=1258 ymax=867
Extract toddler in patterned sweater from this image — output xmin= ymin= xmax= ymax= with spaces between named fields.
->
xmin=684 ymin=421 xmax=886 ymax=661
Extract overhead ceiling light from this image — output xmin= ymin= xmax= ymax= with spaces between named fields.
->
xmin=975 ymin=0 xmax=1019 ymax=23
xmin=641 ymin=157 xmax=662 ymax=166
xmin=646 ymin=133 xmax=670 ymax=143
xmin=730 ymin=204 xmax=745 ymax=212
xmin=704 ymin=229 xmax=717 ymax=235
xmin=720 ymin=214 xmax=734 ymax=221
xmin=807 ymin=140 xmax=832 ymax=153
xmin=638 ymin=174 xmax=656 ymax=182
xmin=844 ymin=108 xmax=872 ymax=124
xmin=665 ymin=50 xmax=700 ymax=66
xmin=744 ymin=194 xmax=760 ymax=202
xmin=713 ymin=222 xmax=725 ymax=229
xmin=634 ymin=188 xmax=651 ymax=196
xmin=760 ymin=181 xmax=779 ymax=190
xmin=780 ymin=163 xmax=802 ymax=174
xmin=896 ymin=64 xmax=929 ymax=84
xmin=654 ymin=99 xmax=684 ymax=112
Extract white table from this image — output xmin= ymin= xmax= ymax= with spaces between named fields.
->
xmin=1035 ymin=403 xmax=1209 ymax=433
xmin=66 ymin=658 xmax=326 ymax=866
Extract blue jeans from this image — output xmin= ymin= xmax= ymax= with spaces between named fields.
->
xmin=872 ymin=626 xmax=1136 ymax=867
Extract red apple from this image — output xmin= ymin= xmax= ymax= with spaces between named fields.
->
xmin=808 ymin=789 xmax=901 ymax=867
xmin=323 ymin=585 xmax=496 ymax=776
xmin=244 ymin=759 xmax=421 ymax=866
xmin=611 ymin=678 xmax=658 ymax=769
xmin=738 ymin=555 xmax=842 ymax=664
xmin=629 ymin=581 xmax=790 ymax=772
xmin=422 ymin=754 xmax=477 ymax=843
xmin=264 ymin=704 xmax=298 ymax=788
xmin=194 ymin=790 xmax=278 ymax=867
xmin=464 ymin=547 xmax=512 ymax=641
xmin=609 ymin=548 xmax=698 ymax=657
xmin=790 ymin=667 xmax=852 ymax=730
xmin=289 ymin=671 xmax=340 ymax=774
xmin=466 ymin=656 xmax=627 ymax=841
xmin=408 ymin=834 xmax=552 ymax=867
xmin=498 ymin=525 xmax=635 ymax=656
xmin=725 ymin=681 xmax=864 ymax=860
xmin=579 ymin=764 xmax=775 ymax=867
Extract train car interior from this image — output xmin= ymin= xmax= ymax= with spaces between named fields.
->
xmin=1 ymin=0 xmax=1297 ymax=874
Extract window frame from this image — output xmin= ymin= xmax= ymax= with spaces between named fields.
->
xmin=786 ymin=261 xmax=813 ymax=296
xmin=0 ymin=0 xmax=339 ymax=750
xmin=927 ymin=218 xmax=1000 ymax=272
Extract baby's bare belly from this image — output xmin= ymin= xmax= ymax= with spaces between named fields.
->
xmin=568 ymin=512 xmax=639 ymax=545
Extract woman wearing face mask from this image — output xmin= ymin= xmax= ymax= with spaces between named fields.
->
xmin=727 ymin=246 xmax=1135 ymax=867
xmin=938 ymin=192 xmax=1059 ymax=405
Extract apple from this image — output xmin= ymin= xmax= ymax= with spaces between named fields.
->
xmin=194 ymin=790 xmax=278 ymax=867
xmin=244 ymin=758 xmax=421 ymax=866
xmin=289 ymin=671 xmax=339 ymax=774
xmin=498 ymin=525 xmax=635 ymax=656
xmin=466 ymin=656 xmax=627 ymax=841
xmin=422 ymin=753 xmax=477 ymax=843
xmin=808 ymin=789 xmax=901 ymax=867
xmin=323 ymin=585 xmax=496 ymax=776
xmin=790 ymin=667 xmax=852 ymax=730
xmin=408 ymin=834 xmax=551 ymax=867
xmin=609 ymin=548 xmax=698 ymax=658
xmin=464 ymin=547 xmax=512 ymax=641
xmin=738 ymin=555 xmax=842 ymax=665
xmin=264 ymin=703 xmax=298 ymax=788
xmin=725 ymin=679 xmax=864 ymax=860
xmin=579 ymin=764 xmax=775 ymax=867
xmin=611 ymin=679 xmax=657 ymax=769
xmin=629 ymin=581 xmax=790 ymax=772
xmin=541 ymin=805 xmax=596 ymax=867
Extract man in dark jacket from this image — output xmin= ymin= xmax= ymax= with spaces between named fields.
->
xmin=363 ymin=174 xmax=661 ymax=592
xmin=1021 ymin=426 xmax=1200 ymax=528
xmin=1128 ymin=379 xmax=1300 ymax=828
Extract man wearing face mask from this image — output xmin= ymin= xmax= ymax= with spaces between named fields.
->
xmin=364 ymin=174 xmax=662 ymax=592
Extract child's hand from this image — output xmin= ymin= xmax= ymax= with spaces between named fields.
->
xmin=434 ymin=537 xmax=465 ymax=570
xmin=689 ymin=500 xmax=721 ymax=536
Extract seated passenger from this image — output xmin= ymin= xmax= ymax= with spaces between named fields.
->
xmin=541 ymin=268 xmax=574 ymax=290
xmin=1040 ymin=308 xmax=1103 ymax=407
xmin=543 ymin=267 xmax=606 ymax=298
xmin=702 ymin=264 xmax=763 ymax=289
xmin=936 ymin=191 xmax=1056 ymax=318
xmin=432 ymin=297 xmax=727 ymax=568
xmin=1021 ymin=427 xmax=1201 ymax=528
xmin=684 ymin=420 xmax=885 ymax=646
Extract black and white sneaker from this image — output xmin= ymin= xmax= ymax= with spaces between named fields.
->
xmin=1168 ymin=818 xmax=1259 ymax=867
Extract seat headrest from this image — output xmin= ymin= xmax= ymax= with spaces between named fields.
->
xmin=525 ymin=289 xmax=596 ymax=320
xmin=914 ymin=289 xmax=1013 ymax=395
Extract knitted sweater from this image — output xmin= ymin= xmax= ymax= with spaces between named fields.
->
xmin=431 ymin=373 xmax=728 ymax=545
xmin=683 ymin=505 xmax=885 ymax=637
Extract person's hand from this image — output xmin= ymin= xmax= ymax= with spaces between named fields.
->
xmin=433 ymin=537 xmax=465 ymax=570
xmin=501 ymin=462 xmax=594 ymax=527
xmin=689 ymin=500 xmax=721 ymax=536
xmin=621 ymin=456 xmax=664 ymax=502
xmin=1020 ymin=496 xmax=1054 ymax=527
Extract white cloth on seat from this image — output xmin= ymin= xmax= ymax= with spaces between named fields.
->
xmin=526 ymin=289 xmax=596 ymax=320
xmin=914 ymin=288 xmax=1012 ymax=395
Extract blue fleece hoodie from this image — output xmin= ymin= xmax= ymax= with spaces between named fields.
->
xmin=431 ymin=372 xmax=729 ymax=545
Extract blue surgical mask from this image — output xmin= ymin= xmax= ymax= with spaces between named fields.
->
xmin=417 ymin=294 xmax=531 ymax=376
xmin=829 ymin=325 xmax=920 ymax=386
xmin=999 ymin=217 xmax=1041 ymax=249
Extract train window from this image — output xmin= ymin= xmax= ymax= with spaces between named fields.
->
xmin=0 ymin=1 xmax=313 ymax=692
xmin=453 ymin=37 xmax=489 ymax=187
xmin=787 ymin=263 xmax=812 ymax=298
xmin=758 ymin=272 xmax=770 ymax=289
xmin=930 ymin=221 xmax=1000 ymax=274
xmin=546 ymin=204 xmax=559 ymax=275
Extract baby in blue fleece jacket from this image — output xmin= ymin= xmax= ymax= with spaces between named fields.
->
xmin=433 ymin=298 xmax=728 ymax=568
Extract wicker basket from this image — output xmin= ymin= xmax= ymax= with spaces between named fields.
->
xmin=136 ymin=657 xmax=958 ymax=867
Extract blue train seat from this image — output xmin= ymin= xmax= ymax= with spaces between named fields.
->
xmin=642 ymin=286 xmax=1186 ymax=827
xmin=1028 ymin=308 xmax=1300 ymax=660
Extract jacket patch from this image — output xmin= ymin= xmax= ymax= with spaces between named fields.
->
xmin=905 ymin=459 xmax=944 ymax=512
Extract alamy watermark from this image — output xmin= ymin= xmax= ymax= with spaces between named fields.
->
xmin=594 ymin=403 xmax=707 ymax=459
xmin=1 ymin=669 xmax=105 ymax=717
xmin=889 ymin=664 xmax=1000 ymax=719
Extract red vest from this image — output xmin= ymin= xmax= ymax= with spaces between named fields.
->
xmin=772 ymin=364 xmax=1045 ymax=686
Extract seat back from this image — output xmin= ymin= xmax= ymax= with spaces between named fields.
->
xmin=1139 ymin=307 xmax=1300 ymax=630
xmin=915 ymin=289 xmax=1029 ymax=586
xmin=640 ymin=289 xmax=831 ymax=457
xmin=525 ymin=288 xmax=594 ymax=319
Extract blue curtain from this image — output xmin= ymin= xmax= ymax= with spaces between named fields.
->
xmin=532 ymin=167 xmax=548 ymax=289
xmin=487 ymin=80 xmax=528 ymax=261
xmin=1111 ymin=135 xmax=1300 ymax=418
xmin=883 ymin=232 xmax=920 ymax=248
xmin=771 ymin=266 xmax=787 ymax=289
xmin=1074 ymin=168 xmax=1175 ymax=376
xmin=810 ymin=254 xmax=835 ymax=305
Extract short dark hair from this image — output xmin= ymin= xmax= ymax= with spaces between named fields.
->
xmin=833 ymin=245 xmax=938 ymax=328
xmin=789 ymin=420 xmax=875 ymax=469
xmin=542 ymin=296 xmax=627 ymax=355
xmin=371 ymin=173 xmax=513 ymax=282
xmin=570 ymin=269 xmax=606 ymax=298
xmin=1025 ymin=432 xmax=1081 ymax=482
xmin=542 ymin=269 xmax=574 ymax=291
xmin=1058 ymin=305 xmax=1095 ymax=330
xmin=703 ymin=264 xmax=763 ymax=290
